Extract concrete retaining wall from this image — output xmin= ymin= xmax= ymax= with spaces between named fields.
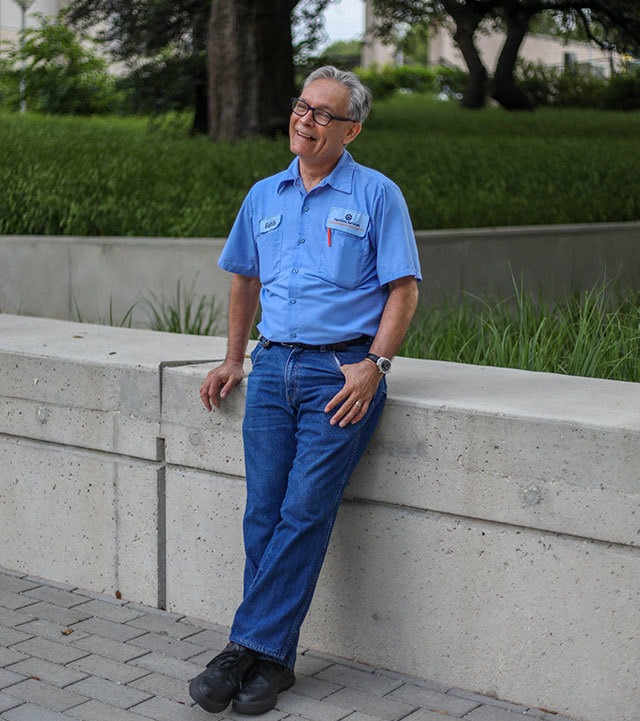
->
xmin=1 ymin=313 xmax=639 ymax=721
xmin=2 ymin=222 xmax=639 ymax=324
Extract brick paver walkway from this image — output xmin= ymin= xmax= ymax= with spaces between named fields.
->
xmin=0 ymin=569 xmax=575 ymax=721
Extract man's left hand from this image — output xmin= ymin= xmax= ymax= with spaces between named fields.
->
xmin=324 ymin=359 xmax=382 ymax=427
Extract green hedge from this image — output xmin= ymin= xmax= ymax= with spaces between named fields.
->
xmin=517 ymin=61 xmax=640 ymax=110
xmin=1 ymin=96 xmax=640 ymax=236
xmin=355 ymin=64 xmax=468 ymax=100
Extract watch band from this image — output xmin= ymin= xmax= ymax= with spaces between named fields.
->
xmin=366 ymin=353 xmax=392 ymax=374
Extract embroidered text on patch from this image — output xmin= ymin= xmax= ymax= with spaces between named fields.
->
xmin=326 ymin=208 xmax=369 ymax=237
xmin=259 ymin=214 xmax=282 ymax=233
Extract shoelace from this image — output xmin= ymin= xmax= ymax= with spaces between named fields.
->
xmin=207 ymin=648 xmax=248 ymax=669
xmin=256 ymin=659 xmax=286 ymax=675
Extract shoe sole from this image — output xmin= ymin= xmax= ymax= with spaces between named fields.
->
xmin=232 ymin=676 xmax=296 ymax=715
xmin=188 ymin=678 xmax=231 ymax=713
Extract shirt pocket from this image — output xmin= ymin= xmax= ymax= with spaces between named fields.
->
xmin=256 ymin=217 xmax=283 ymax=284
xmin=321 ymin=229 xmax=370 ymax=289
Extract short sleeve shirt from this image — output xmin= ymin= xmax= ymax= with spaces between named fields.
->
xmin=218 ymin=149 xmax=421 ymax=345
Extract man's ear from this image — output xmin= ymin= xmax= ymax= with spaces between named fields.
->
xmin=343 ymin=122 xmax=362 ymax=146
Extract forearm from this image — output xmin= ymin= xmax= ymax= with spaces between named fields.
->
xmin=369 ymin=276 xmax=419 ymax=359
xmin=225 ymin=273 xmax=261 ymax=363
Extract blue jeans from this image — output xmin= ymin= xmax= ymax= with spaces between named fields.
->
xmin=229 ymin=339 xmax=386 ymax=668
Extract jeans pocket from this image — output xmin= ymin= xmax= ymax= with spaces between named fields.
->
xmin=331 ymin=351 xmax=346 ymax=375
xmin=250 ymin=341 xmax=266 ymax=366
xmin=333 ymin=344 xmax=369 ymax=370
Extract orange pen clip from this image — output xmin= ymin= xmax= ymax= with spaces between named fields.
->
xmin=327 ymin=227 xmax=332 ymax=247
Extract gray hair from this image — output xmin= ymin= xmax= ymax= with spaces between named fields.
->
xmin=303 ymin=65 xmax=372 ymax=124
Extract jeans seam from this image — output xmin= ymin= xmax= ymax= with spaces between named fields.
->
xmin=236 ymin=350 xmax=386 ymax=667
xmin=228 ymin=636 xmax=293 ymax=668
xmin=281 ymin=385 xmax=385 ymax=657
xmin=284 ymin=346 xmax=296 ymax=412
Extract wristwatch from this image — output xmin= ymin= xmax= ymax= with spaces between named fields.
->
xmin=366 ymin=353 xmax=392 ymax=375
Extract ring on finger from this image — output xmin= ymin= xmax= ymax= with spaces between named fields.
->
xmin=354 ymin=400 xmax=362 ymax=407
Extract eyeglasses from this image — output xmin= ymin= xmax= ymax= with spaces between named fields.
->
xmin=290 ymin=98 xmax=356 ymax=126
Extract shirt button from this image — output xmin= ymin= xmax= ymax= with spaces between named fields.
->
xmin=303 ymin=206 xmax=310 ymax=212
xmin=291 ymin=332 xmax=297 ymax=338
xmin=292 ymin=268 xmax=299 ymax=274
xmin=290 ymin=299 xmax=296 ymax=304
xmin=298 ymin=238 xmax=305 ymax=244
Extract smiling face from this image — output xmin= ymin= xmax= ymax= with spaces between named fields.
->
xmin=289 ymin=78 xmax=362 ymax=173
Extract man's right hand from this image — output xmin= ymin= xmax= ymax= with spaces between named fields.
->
xmin=200 ymin=359 xmax=245 ymax=411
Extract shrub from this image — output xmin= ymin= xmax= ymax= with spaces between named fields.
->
xmin=516 ymin=60 xmax=559 ymax=106
xmin=355 ymin=64 xmax=467 ymax=101
xmin=555 ymin=68 xmax=608 ymax=109
xmin=604 ymin=70 xmax=640 ymax=111
xmin=0 ymin=13 xmax=120 ymax=115
xmin=517 ymin=60 xmax=640 ymax=111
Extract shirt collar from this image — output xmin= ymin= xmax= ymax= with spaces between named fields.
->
xmin=277 ymin=149 xmax=355 ymax=195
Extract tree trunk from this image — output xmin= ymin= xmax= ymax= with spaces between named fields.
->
xmin=490 ymin=10 xmax=534 ymax=111
xmin=191 ymin=12 xmax=209 ymax=136
xmin=208 ymin=0 xmax=295 ymax=140
xmin=443 ymin=1 xmax=488 ymax=109
xmin=454 ymin=24 xmax=488 ymax=109
xmin=191 ymin=78 xmax=209 ymax=135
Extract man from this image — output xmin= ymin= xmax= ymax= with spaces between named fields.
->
xmin=190 ymin=66 xmax=421 ymax=716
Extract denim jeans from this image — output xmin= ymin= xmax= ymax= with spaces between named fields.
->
xmin=229 ymin=339 xmax=387 ymax=668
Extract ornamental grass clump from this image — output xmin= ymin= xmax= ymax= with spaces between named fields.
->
xmin=143 ymin=280 xmax=221 ymax=336
xmin=399 ymin=278 xmax=640 ymax=383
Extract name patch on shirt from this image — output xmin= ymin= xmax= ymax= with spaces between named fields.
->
xmin=326 ymin=208 xmax=369 ymax=237
xmin=259 ymin=214 xmax=282 ymax=233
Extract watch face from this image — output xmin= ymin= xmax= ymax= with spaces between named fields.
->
xmin=378 ymin=358 xmax=392 ymax=373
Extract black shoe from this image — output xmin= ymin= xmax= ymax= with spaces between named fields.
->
xmin=189 ymin=642 xmax=256 ymax=713
xmin=232 ymin=658 xmax=295 ymax=715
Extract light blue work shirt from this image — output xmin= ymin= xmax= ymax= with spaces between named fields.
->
xmin=218 ymin=149 xmax=421 ymax=345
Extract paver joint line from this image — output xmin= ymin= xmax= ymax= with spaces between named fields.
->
xmin=0 ymin=569 xmax=572 ymax=721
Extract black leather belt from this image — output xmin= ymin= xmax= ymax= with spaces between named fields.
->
xmin=259 ymin=334 xmax=371 ymax=351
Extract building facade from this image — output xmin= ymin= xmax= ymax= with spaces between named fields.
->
xmin=0 ymin=0 xmax=69 ymax=46
xmin=362 ymin=0 xmax=626 ymax=76
xmin=428 ymin=25 xmax=622 ymax=78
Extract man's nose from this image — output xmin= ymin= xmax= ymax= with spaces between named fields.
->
xmin=299 ymin=107 xmax=315 ymax=124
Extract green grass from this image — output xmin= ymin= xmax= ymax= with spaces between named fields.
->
xmin=142 ymin=279 xmax=222 ymax=335
xmin=398 ymin=279 xmax=640 ymax=383
xmin=1 ymin=97 xmax=640 ymax=235
xmin=99 ymin=276 xmax=639 ymax=383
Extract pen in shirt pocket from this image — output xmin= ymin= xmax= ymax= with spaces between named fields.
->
xmin=327 ymin=227 xmax=331 ymax=247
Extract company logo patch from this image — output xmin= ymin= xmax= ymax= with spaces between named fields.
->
xmin=259 ymin=214 xmax=282 ymax=233
xmin=326 ymin=207 xmax=369 ymax=237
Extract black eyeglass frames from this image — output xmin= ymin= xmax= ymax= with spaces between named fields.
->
xmin=290 ymin=98 xmax=356 ymax=126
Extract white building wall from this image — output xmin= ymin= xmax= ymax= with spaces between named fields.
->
xmin=0 ymin=0 xmax=69 ymax=46
xmin=361 ymin=0 xmax=397 ymax=68
xmin=429 ymin=26 xmax=622 ymax=77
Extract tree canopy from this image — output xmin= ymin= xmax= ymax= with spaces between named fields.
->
xmin=373 ymin=1 xmax=640 ymax=109
xmin=65 ymin=0 xmax=334 ymax=138
xmin=65 ymin=0 xmax=210 ymax=132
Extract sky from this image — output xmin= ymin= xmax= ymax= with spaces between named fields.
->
xmin=321 ymin=0 xmax=366 ymax=46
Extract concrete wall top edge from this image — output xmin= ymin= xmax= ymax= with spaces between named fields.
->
xmin=2 ymin=220 xmax=639 ymax=246
xmin=392 ymin=356 xmax=640 ymax=431
xmin=0 ymin=314 xmax=227 ymax=368
xmin=165 ymin=349 xmax=640 ymax=432
xmin=4 ymin=316 xmax=639 ymax=432
xmin=0 ymin=235 xmax=228 ymax=248
xmin=413 ymin=220 xmax=640 ymax=243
